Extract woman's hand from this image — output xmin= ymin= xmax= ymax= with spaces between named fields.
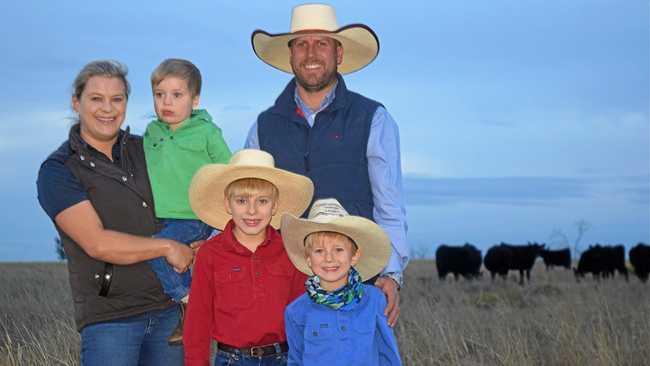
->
xmin=165 ymin=240 xmax=195 ymax=273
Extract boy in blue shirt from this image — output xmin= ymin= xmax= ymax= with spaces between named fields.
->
xmin=281 ymin=198 xmax=402 ymax=365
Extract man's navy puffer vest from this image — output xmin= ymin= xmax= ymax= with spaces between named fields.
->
xmin=258 ymin=75 xmax=381 ymax=219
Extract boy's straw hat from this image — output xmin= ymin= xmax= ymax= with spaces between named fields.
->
xmin=189 ymin=149 xmax=314 ymax=230
xmin=251 ymin=3 xmax=379 ymax=74
xmin=281 ymin=198 xmax=391 ymax=281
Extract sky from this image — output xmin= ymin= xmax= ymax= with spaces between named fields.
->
xmin=0 ymin=0 xmax=648 ymax=261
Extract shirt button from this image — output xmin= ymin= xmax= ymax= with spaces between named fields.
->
xmin=159 ymin=138 xmax=164 ymax=142
xmin=89 ymin=162 xmax=95 ymax=168
xmin=170 ymin=136 xmax=174 ymax=140
xmin=79 ymin=155 xmax=85 ymax=161
xmin=255 ymin=272 xmax=260 ymax=277
xmin=121 ymin=176 xmax=128 ymax=182
xmin=142 ymin=201 xmax=148 ymax=208
xmin=341 ymin=326 xmax=347 ymax=331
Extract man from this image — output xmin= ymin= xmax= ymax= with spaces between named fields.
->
xmin=245 ymin=3 xmax=408 ymax=325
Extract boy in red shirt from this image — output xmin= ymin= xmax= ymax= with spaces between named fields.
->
xmin=183 ymin=149 xmax=314 ymax=366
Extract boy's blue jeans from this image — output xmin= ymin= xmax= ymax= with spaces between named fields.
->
xmin=80 ymin=305 xmax=183 ymax=365
xmin=149 ymin=218 xmax=213 ymax=303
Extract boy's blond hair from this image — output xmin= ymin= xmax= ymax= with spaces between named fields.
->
xmin=151 ymin=58 xmax=202 ymax=97
xmin=224 ymin=177 xmax=279 ymax=201
xmin=304 ymin=231 xmax=359 ymax=257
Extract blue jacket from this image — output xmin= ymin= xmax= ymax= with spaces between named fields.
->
xmin=285 ymin=284 xmax=402 ymax=366
xmin=257 ymin=75 xmax=381 ymax=219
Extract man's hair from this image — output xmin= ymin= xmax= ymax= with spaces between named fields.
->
xmin=151 ymin=58 xmax=202 ymax=97
xmin=224 ymin=178 xmax=279 ymax=201
xmin=304 ymin=231 xmax=358 ymax=257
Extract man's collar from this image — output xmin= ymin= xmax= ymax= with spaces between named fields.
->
xmin=293 ymin=80 xmax=339 ymax=114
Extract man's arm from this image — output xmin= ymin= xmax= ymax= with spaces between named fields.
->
xmin=56 ymin=201 xmax=193 ymax=270
xmin=367 ymin=106 xmax=409 ymax=326
xmin=367 ymin=106 xmax=410 ymax=276
xmin=243 ymin=120 xmax=260 ymax=149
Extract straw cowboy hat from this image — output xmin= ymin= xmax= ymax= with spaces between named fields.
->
xmin=251 ymin=3 xmax=380 ymax=74
xmin=281 ymin=198 xmax=391 ymax=281
xmin=189 ymin=149 xmax=314 ymax=230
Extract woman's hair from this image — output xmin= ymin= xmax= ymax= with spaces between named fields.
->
xmin=304 ymin=231 xmax=358 ymax=257
xmin=151 ymin=58 xmax=202 ymax=97
xmin=72 ymin=60 xmax=130 ymax=100
xmin=224 ymin=178 xmax=278 ymax=201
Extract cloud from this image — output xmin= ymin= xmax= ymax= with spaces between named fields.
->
xmin=0 ymin=110 xmax=71 ymax=152
xmin=403 ymin=176 xmax=650 ymax=208
xmin=401 ymin=152 xmax=451 ymax=177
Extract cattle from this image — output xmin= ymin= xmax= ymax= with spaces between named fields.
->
xmin=629 ymin=243 xmax=650 ymax=283
xmin=539 ymin=248 xmax=571 ymax=270
xmin=574 ymin=244 xmax=628 ymax=281
xmin=483 ymin=243 xmax=544 ymax=284
xmin=435 ymin=243 xmax=482 ymax=280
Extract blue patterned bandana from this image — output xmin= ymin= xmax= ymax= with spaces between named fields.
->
xmin=305 ymin=267 xmax=364 ymax=310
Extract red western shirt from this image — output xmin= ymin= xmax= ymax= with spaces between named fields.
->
xmin=184 ymin=220 xmax=307 ymax=366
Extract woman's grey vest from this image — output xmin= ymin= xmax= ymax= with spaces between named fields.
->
xmin=53 ymin=125 xmax=171 ymax=331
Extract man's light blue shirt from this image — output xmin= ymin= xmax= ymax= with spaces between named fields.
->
xmin=244 ymin=83 xmax=409 ymax=277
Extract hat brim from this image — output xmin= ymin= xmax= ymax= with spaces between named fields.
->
xmin=189 ymin=164 xmax=314 ymax=230
xmin=252 ymin=24 xmax=380 ymax=75
xmin=280 ymin=213 xmax=391 ymax=281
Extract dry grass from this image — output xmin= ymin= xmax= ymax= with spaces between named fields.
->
xmin=0 ymin=263 xmax=78 ymax=366
xmin=1 ymin=261 xmax=649 ymax=365
xmin=396 ymin=260 xmax=650 ymax=366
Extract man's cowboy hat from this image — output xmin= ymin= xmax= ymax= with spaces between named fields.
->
xmin=251 ymin=3 xmax=380 ymax=74
xmin=281 ymin=198 xmax=391 ymax=281
xmin=189 ymin=149 xmax=314 ymax=230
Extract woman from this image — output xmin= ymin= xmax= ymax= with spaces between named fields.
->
xmin=37 ymin=60 xmax=193 ymax=365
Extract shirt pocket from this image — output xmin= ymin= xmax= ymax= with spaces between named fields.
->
xmin=264 ymin=262 xmax=293 ymax=299
xmin=303 ymin=320 xmax=338 ymax=360
xmin=213 ymin=267 xmax=253 ymax=313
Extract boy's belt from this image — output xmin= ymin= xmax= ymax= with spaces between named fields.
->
xmin=217 ymin=342 xmax=288 ymax=358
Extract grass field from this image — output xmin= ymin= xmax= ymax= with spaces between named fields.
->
xmin=1 ymin=261 xmax=649 ymax=365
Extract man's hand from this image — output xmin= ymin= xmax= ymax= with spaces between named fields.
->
xmin=374 ymin=276 xmax=400 ymax=327
xmin=165 ymin=240 xmax=194 ymax=273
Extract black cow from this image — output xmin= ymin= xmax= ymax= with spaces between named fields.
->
xmin=574 ymin=244 xmax=628 ymax=281
xmin=435 ymin=243 xmax=482 ymax=280
xmin=630 ymin=243 xmax=650 ymax=283
xmin=539 ymin=248 xmax=571 ymax=270
xmin=484 ymin=243 xmax=544 ymax=284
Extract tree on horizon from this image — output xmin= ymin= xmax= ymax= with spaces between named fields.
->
xmin=54 ymin=236 xmax=66 ymax=261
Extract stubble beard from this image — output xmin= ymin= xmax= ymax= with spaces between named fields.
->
xmin=292 ymin=62 xmax=338 ymax=93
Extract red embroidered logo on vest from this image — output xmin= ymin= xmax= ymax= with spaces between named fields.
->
xmin=295 ymin=106 xmax=305 ymax=118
